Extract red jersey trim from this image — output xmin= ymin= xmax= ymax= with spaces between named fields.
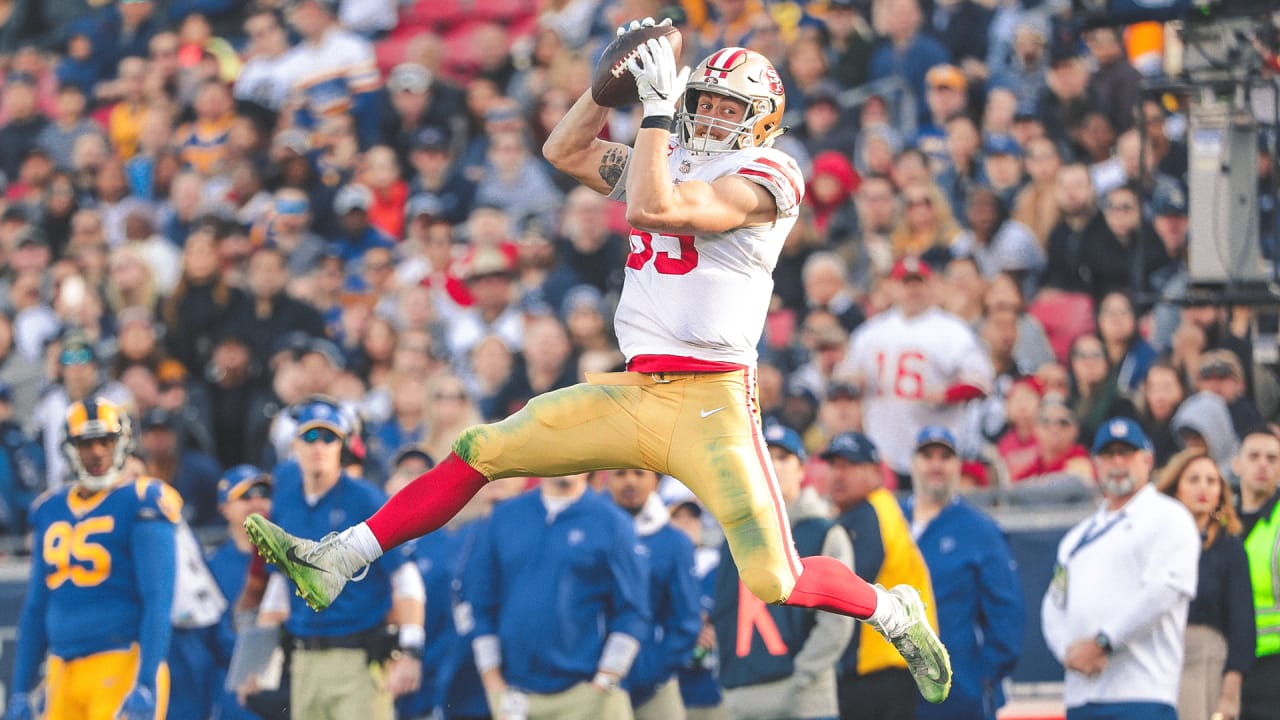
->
xmin=626 ymin=354 xmax=748 ymax=373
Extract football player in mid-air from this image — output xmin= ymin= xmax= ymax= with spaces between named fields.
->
xmin=7 ymin=398 xmax=181 ymax=720
xmin=246 ymin=17 xmax=952 ymax=704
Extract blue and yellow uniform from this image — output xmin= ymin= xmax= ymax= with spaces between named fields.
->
xmin=12 ymin=477 xmax=180 ymax=719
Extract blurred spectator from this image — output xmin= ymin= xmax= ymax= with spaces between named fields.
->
xmin=929 ymin=0 xmax=991 ymax=68
xmin=1157 ymin=449 xmax=1254 ymax=720
xmin=1042 ymin=418 xmax=1199 ymax=720
xmin=31 ymin=333 xmax=132 ymax=490
xmin=137 ymin=407 xmax=222 ymax=527
xmin=445 ymin=247 xmax=523 ymax=365
xmin=890 ymin=183 xmax=962 ymax=259
xmin=1083 ymin=28 xmax=1142 ymax=135
xmin=421 ymin=372 xmax=481 ymax=463
xmin=988 ymin=15 xmax=1049 ymax=110
xmin=222 ymin=246 xmax=327 ymax=369
xmin=1025 ymin=395 xmax=1094 ymax=482
xmin=274 ymin=0 xmax=380 ymax=144
xmin=104 ymin=56 xmax=148 ymax=160
xmin=820 ymin=430 xmax=936 ymax=720
xmin=998 ymin=377 xmax=1044 ymax=481
xmin=848 ymin=173 xmax=897 ymax=281
xmin=36 ymin=82 xmax=100 ymax=172
xmin=0 ymin=74 xmax=48 ymax=180
xmin=715 ymin=425 xmax=853 ymax=720
xmin=843 ymin=257 xmax=993 ymax=482
xmin=174 ymin=79 xmax=238 ymax=177
xmin=368 ymin=373 xmax=426 ymax=476
xmin=604 ymin=468 xmax=700 ymax=720
xmin=1136 ymin=361 xmax=1187 ymax=467
xmin=867 ymin=0 xmax=950 ymax=124
xmin=0 ymin=380 xmax=43 ymax=533
xmin=1041 ymin=163 xmax=1108 ymax=301
xmin=1011 ymin=136 xmax=1063 ymax=247
xmin=1172 ymin=391 xmax=1241 ymax=471
xmin=1067 ymin=333 xmax=1137 ymax=444
xmin=160 ymin=224 xmax=249 ymax=376
xmin=824 ymin=0 xmax=875 ymax=88
xmin=206 ymin=464 xmax=273 ymax=720
xmin=490 ymin=315 xmax=575 ymax=418
xmin=906 ymin=426 xmax=1023 ymax=718
xmin=801 ymin=251 xmax=865 ymax=333
xmin=234 ymin=6 xmax=293 ymax=115
xmin=465 ymin=471 xmax=646 ymax=720
xmin=329 ymin=183 xmax=395 ymax=257
xmin=1035 ymin=46 xmax=1096 ymax=153
xmin=1232 ymin=430 xmax=1280 ymax=719
xmin=0 ymin=310 xmax=43 ymax=426
xmin=473 ymin=131 xmax=563 ymax=235
xmin=406 ymin=127 xmax=475 ymax=226
xmin=1195 ymin=349 xmax=1266 ymax=440
xmin=941 ymin=255 xmax=986 ymax=326
xmin=1096 ymin=291 xmax=1156 ymax=397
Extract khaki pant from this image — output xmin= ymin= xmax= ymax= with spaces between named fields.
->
xmin=1179 ymin=623 xmax=1229 ymax=720
xmin=290 ymin=647 xmax=393 ymax=720
xmin=686 ymin=705 xmax=731 ymax=720
xmin=459 ymin=370 xmax=802 ymax=604
xmin=488 ymin=682 xmax=633 ymax=720
xmin=635 ymin=679 xmax=685 ymax=720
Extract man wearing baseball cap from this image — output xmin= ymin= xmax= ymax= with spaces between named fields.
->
xmin=905 ymin=426 xmax=1024 ymax=720
xmin=1041 ymin=418 xmax=1199 ymax=720
xmin=821 ymin=431 xmax=939 ymax=720
xmin=716 ymin=422 xmax=854 ymax=720
xmin=255 ymin=398 xmax=425 ymax=719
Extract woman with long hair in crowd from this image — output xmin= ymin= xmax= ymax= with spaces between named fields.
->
xmin=890 ymin=182 xmax=962 ymax=260
xmin=1066 ymin=332 xmax=1136 ymax=443
xmin=1136 ymin=360 xmax=1187 ymax=467
xmin=1096 ymin=290 xmax=1158 ymax=397
xmin=161 ymin=224 xmax=248 ymax=375
xmin=1157 ymin=449 xmax=1254 ymax=720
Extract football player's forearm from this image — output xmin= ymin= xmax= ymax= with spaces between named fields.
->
xmin=132 ymin=521 xmax=177 ymax=689
xmin=542 ymin=90 xmax=612 ymax=174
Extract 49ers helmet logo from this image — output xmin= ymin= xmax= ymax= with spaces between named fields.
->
xmin=763 ymin=66 xmax=784 ymax=96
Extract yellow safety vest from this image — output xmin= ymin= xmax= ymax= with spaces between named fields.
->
xmin=1246 ymin=498 xmax=1280 ymax=657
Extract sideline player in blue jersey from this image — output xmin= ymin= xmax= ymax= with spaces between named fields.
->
xmin=6 ymin=398 xmax=180 ymax=720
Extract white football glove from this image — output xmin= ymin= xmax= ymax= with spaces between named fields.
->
xmin=616 ymin=16 xmax=669 ymax=38
xmin=627 ymin=35 xmax=690 ymax=119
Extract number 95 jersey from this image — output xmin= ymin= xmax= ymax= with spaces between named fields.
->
xmin=28 ymin=478 xmax=182 ymax=660
xmin=614 ymin=142 xmax=804 ymax=367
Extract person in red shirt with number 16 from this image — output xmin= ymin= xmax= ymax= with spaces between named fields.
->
xmin=243 ymin=16 xmax=952 ymax=707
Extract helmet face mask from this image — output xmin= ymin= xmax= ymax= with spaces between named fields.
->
xmin=62 ymin=399 xmax=132 ymax=492
xmin=676 ymin=48 xmax=786 ymax=155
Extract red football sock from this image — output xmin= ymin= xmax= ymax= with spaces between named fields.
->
xmin=365 ymin=452 xmax=489 ymax=551
xmin=783 ymin=555 xmax=878 ymax=619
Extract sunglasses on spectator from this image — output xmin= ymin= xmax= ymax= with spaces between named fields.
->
xmin=433 ymin=392 xmax=467 ymax=401
xmin=299 ymin=428 xmax=342 ymax=444
xmin=239 ymin=483 xmax=273 ymax=501
xmin=1072 ymin=349 xmax=1105 ymax=360
xmin=906 ymin=196 xmax=932 ymax=208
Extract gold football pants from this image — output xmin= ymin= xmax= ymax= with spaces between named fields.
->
xmin=455 ymin=369 xmax=801 ymax=603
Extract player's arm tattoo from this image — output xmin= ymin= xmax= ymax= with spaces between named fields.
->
xmin=599 ymin=146 xmax=630 ymax=190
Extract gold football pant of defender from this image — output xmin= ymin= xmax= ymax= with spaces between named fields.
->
xmin=44 ymin=645 xmax=170 ymax=720
xmin=456 ymin=369 xmax=802 ymax=603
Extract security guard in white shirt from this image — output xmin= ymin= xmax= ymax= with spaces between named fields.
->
xmin=1041 ymin=417 xmax=1200 ymax=720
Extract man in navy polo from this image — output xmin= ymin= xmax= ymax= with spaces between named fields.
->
xmin=257 ymin=397 xmax=424 ymax=720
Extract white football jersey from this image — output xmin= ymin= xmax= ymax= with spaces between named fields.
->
xmin=614 ymin=141 xmax=804 ymax=366
xmin=841 ymin=307 xmax=994 ymax=472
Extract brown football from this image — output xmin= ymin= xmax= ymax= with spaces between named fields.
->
xmin=591 ymin=24 xmax=684 ymax=109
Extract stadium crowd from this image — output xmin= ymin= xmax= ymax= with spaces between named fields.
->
xmin=1 ymin=0 xmax=1280 ymax=718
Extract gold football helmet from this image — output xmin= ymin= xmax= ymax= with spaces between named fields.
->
xmin=62 ymin=398 xmax=132 ymax=491
xmin=676 ymin=47 xmax=786 ymax=154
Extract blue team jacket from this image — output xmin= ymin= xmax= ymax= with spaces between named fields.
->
xmin=464 ymin=489 xmax=651 ymax=694
xmin=627 ymin=523 xmax=701 ymax=705
xmin=904 ymin=497 xmax=1025 ymax=720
